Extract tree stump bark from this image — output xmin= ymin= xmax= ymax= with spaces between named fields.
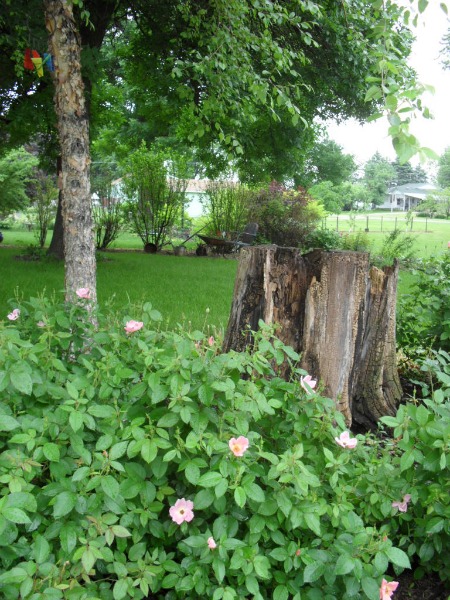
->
xmin=223 ymin=246 xmax=402 ymax=428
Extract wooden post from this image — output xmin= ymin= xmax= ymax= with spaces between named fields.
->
xmin=223 ymin=246 xmax=402 ymax=428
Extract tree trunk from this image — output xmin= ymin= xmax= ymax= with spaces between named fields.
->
xmin=47 ymin=157 xmax=64 ymax=260
xmin=47 ymin=194 xmax=64 ymax=259
xmin=223 ymin=246 xmax=402 ymax=429
xmin=44 ymin=0 xmax=96 ymax=302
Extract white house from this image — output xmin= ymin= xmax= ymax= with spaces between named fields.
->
xmin=184 ymin=179 xmax=210 ymax=217
xmin=381 ymin=182 xmax=439 ymax=211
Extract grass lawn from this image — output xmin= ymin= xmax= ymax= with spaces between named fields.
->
xmin=0 ymin=246 xmax=237 ymax=332
xmin=1 ymin=215 xmax=447 ymax=331
xmin=323 ymin=213 xmax=450 ymax=258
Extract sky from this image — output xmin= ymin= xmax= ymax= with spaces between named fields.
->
xmin=326 ymin=2 xmax=450 ymax=171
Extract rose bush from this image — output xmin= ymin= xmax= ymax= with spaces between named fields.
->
xmin=0 ymin=297 xmax=448 ymax=599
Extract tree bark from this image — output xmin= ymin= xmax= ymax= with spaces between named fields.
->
xmin=47 ymin=157 xmax=64 ymax=259
xmin=223 ymin=246 xmax=402 ymax=429
xmin=44 ymin=0 xmax=96 ymax=302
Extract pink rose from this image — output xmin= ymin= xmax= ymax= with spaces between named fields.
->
xmin=335 ymin=431 xmax=358 ymax=449
xmin=208 ymin=336 xmax=215 ymax=346
xmin=124 ymin=320 xmax=144 ymax=334
xmin=169 ymin=498 xmax=194 ymax=525
xmin=207 ymin=536 xmax=217 ymax=549
xmin=380 ymin=578 xmax=399 ymax=599
xmin=392 ymin=494 xmax=412 ymax=513
xmin=76 ymin=288 xmax=90 ymax=299
xmin=300 ymin=374 xmax=317 ymax=393
xmin=7 ymin=308 xmax=20 ymax=321
xmin=229 ymin=436 xmax=250 ymax=457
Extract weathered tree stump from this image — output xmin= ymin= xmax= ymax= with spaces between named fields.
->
xmin=223 ymin=246 xmax=402 ymax=428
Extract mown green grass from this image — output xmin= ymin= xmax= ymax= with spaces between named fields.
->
xmin=323 ymin=213 xmax=450 ymax=258
xmin=0 ymin=247 xmax=237 ymax=332
xmin=1 ymin=213 xmax=447 ymax=331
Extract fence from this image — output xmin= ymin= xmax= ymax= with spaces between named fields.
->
xmin=323 ymin=214 xmax=446 ymax=233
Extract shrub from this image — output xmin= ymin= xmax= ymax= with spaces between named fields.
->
xmin=397 ymin=254 xmax=450 ymax=356
xmin=339 ymin=231 xmax=372 ymax=253
xmin=202 ymin=182 xmax=250 ymax=237
xmin=0 ymin=298 xmax=448 ymax=599
xmin=122 ymin=144 xmax=186 ymax=250
xmin=378 ymin=354 xmax=450 ymax=582
xmin=372 ymin=230 xmax=415 ymax=268
xmin=302 ymin=229 xmax=342 ymax=252
xmin=247 ymin=182 xmax=324 ymax=248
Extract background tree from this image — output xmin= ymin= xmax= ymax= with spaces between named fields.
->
xmin=437 ymin=147 xmax=450 ymax=189
xmin=418 ymin=190 xmax=450 ymax=218
xmin=91 ymin=1 xmax=423 ymax=183
xmin=28 ymin=170 xmax=58 ymax=248
xmin=0 ymin=148 xmax=38 ymax=217
xmin=340 ymin=182 xmax=372 ymax=211
xmin=308 ymin=181 xmax=345 ymax=214
xmin=302 ymin=138 xmax=357 ymax=189
xmin=91 ymin=164 xmax=123 ymax=250
xmin=122 ymin=144 xmax=187 ymax=251
xmin=363 ymin=153 xmax=397 ymax=207
xmin=390 ymin=157 xmax=428 ymax=185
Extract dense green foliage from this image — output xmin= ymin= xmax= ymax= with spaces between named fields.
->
xmin=247 ymin=183 xmax=324 ymax=247
xmin=27 ymin=170 xmax=58 ymax=249
xmin=0 ymin=297 xmax=448 ymax=599
xmin=201 ymin=183 xmax=251 ymax=238
xmin=417 ymin=190 xmax=450 ymax=219
xmin=437 ymin=147 xmax=450 ymax=189
xmin=397 ymin=254 xmax=450 ymax=356
xmin=302 ymin=139 xmax=357 ymax=189
xmin=362 ymin=154 xmax=397 ymax=208
xmin=0 ymin=149 xmax=38 ymax=216
xmin=1 ymin=0 xmax=438 ymax=182
xmin=390 ymin=159 xmax=428 ymax=186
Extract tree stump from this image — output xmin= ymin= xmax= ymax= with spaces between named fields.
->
xmin=223 ymin=246 xmax=402 ymax=428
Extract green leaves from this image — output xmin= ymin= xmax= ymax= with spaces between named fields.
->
xmin=43 ymin=442 xmax=60 ymax=462
xmin=53 ymin=492 xmax=77 ymax=518
xmin=0 ymin=294 xmax=448 ymax=600
xmin=385 ymin=547 xmax=411 ymax=569
xmin=0 ymin=414 xmax=20 ymax=431
xmin=2 ymin=507 xmax=31 ymax=524
xmin=334 ymin=554 xmax=355 ymax=575
xmin=198 ymin=471 xmax=224 ymax=488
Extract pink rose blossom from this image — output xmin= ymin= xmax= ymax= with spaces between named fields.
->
xmin=380 ymin=578 xmax=399 ymax=600
xmin=335 ymin=431 xmax=358 ymax=449
xmin=169 ymin=498 xmax=194 ymax=525
xmin=300 ymin=374 xmax=317 ymax=393
xmin=75 ymin=288 xmax=90 ymax=299
xmin=7 ymin=309 xmax=20 ymax=321
xmin=229 ymin=436 xmax=250 ymax=457
xmin=207 ymin=536 xmax=217 ymax=549
xmin=208 ymin=336 xmax=215 ymax=346
xmin=124 ymin=320 xmax=144 ymax=334
xmin=392 ymin=494 xmax=412 ymax=513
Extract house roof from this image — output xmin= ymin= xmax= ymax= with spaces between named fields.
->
xmin=111 ymin=176 xmax=210 ymax=194
xmin=185 ymin=179 xmax=210 ymax=193
xmin=388 ymin=182 xmax=438 ymax=195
